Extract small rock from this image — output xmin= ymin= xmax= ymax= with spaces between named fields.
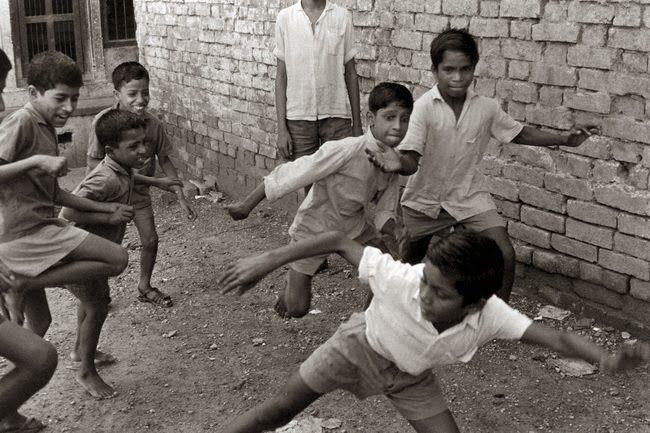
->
xmin=322 ymin=418 xmax=342 ymax=429
xmin=210 ymin=343 xmax=218 ymax=350
xmin=537 ymin=305 xmax=571 ymax=321
xmin=252 ymin=338 xmax=265 ymax=346
xmin=621 ymin=331 xmax=631 ymax=339
xmin=162 ymin=330 xmax=178 ymax=338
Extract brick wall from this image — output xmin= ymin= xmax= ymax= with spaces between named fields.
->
xmin=133 ymin=0 xmax=650 ymax=332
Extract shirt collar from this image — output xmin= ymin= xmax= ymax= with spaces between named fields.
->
xmin=103 ymin=155 xmax=133 ymax=177
xmin=363 ymin=128 xmax=385 ymax=153
xmin=296 ymin=1 xmax=334 ymax=15
xmin=23 ymin=102 xmax=52 ymax=127
xmin=430 ymin=84 xmax=477 ymax=102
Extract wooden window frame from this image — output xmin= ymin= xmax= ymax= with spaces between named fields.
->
xmin=100 ymin=0 xmax=137 ymax=48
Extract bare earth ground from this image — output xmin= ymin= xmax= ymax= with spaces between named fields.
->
xmin=4 ymin=189 xmax=650 ymax=433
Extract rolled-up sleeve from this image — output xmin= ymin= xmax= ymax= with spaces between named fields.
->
xmin=396 ymin=97 xmax=430 ymax=156
xmin=490 ymin=99 xmax=523 ymax=144
xmin=343 ymin=10 xmax=356 ymax=63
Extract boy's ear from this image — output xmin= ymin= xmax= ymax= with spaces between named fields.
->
xmin=104 ymin=144 xmax=114 ymax=156
xmin=27 ymin=85 xmax=40 ymax=99
xmin=112 ymin=88 xmax=121 ymax=100
xmin=365 ymin=111 xmax=376 ymax=128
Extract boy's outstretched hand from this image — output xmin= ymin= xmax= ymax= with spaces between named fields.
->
xmin=107 ymin=203 xmax=135 ymax=225
xmin=219 ymin=254 xmax=276 ymax=296
xmin=179 ymin=198 xmax=197 ymax=221
xmin=564 ymin=124 xmax=600 ymax=147
xmin=152 ymin=177 xmax=183 ymax=193
xmin=32 ymin=155 xmax=69 ymax=177
xmin=601 ymin=342 xmax=650 ymax=373
xmin=365 ymin=142 xmax=402 ymax=173
xmin=225 ymin=202 xmax=251 ymax=221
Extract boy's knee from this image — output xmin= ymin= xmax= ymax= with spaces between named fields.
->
xmin=140 ymin=233 xmax=159 ymax=251
xmin=30 ymin=341 xmax=58 ymax=385
xmin=27 ymin=314 xmax=52 ymax=337
xmin=109 ymin=247 xmax=129 ymax=276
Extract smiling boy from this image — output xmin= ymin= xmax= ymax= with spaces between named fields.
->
xmin=226 ymin=82 xmax=413 ymax=318
xmin=219 ymin=230 xmax=650 ymax=432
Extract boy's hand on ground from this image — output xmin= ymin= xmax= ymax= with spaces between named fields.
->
xmin=108 ymin=204 xmax=135 ymax=225
xmin=277 ymin=129 xmax=294 ymax=160
xmin=365 ymin=143 xmax=403 ymax=173
xmin=225 ymin=202 xmax=251 ymax=221
xmin=600 ymin=342 xmax=650 ymax=373
xmin=32 ymin=155 xmax=69 ymax=177
xmin=219 ymin=254 xmax=275 ymax=296
xmin=154 ymin=177 xmax=183 ymax=193
xmin=565 ymin=124 xmax=600 ymax=147
xmin=180 ymin=199 xmax=197 ymax=221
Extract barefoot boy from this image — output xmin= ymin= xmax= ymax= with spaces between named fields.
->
xmin=220 ymin=230 xmax=650 ymax=432
xmin=0 ymin=48 xmax=58 ymax=433
xmin=61 ymin=109 xmax=166 ymax=398
xmin=87 ymin=61 xmax=195 ymax=308
xmin=227 ymin=83 xmax=413 ymax=318
xmin=0 ymin=51 xmax=129 ymax=329
xmin=366 ymin=29 xmax=598 ymax=302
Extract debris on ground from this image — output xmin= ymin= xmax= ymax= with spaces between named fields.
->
xmin=548 ymin=358 xmax=597 ymax=377
xmin=275 ymin=416 xmax=342 ymax=433
xmin=535 ymin=305 xmax=571 ymax=321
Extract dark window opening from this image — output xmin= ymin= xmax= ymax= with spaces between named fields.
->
xmin=57 ymin=131 xmax=72 ymax=143
xmin=102 ymin=0 xmax=137 ymax=47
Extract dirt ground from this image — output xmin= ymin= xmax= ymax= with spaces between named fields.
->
xmin=4 ymin=188 xmax=650 ymax=433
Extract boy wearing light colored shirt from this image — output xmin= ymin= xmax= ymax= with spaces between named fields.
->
xmin=227 ymin=83 xmax=413 ymax=318
xmin=367 ymin=29 xmax=598 ymax=302
xmin=274 ymin=0 xmax=362 ymax=160
xmin=219 ymin=230 xmax=650 ymax=433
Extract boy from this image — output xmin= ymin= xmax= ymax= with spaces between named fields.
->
xmin=0 ymin=50 xmax=130 ymax=332
xmin=219 ymin=230 xmax=650 ymax=432
xmin=61 ymin=109 xmax=162 ymax=398
xmin=0 ymin=48 xmax=57 ymax=433
xmin=226 ymin=82 xmax=413 ymax=318
xmin=87 ymin=61 xmax=195 ymax=308
xmin=275 ymin=0 xmax=362 ymax=162
xmin=366 ymin=29 xmax=598 ymax=302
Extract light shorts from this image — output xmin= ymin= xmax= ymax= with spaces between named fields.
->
xmin=286 ymin=117 xmax=353 ymax=159
xmin=402 ymin=207 xmax=506 ymax=241
xmin=299 ymin=313 xmax=448 ymax=421
xmin=0 ymin=222 xmax=89 ymax=277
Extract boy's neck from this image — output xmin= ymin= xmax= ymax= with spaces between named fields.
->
xmin=301 ymin=0 xmax=326 ymax=10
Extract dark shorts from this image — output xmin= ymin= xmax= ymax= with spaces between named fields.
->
xmin=286 ymin=117 xmax=353 ymax=159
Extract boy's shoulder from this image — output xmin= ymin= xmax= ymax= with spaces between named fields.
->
xmin=1 ymin=104 xmax=41 ymax=129
xmin=92 ymin=105 xmax=115 ymax=123
xmin=320 ymin=134 xmax=367 ymax=158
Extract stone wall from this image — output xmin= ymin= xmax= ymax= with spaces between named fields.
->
xmin=133 ymin=0 xmax=650 ymax=332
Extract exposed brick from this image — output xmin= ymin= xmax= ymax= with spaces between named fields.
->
xmin=510 ymin=21 xmax=532 ymax=40
xmin=619 ymin=213 xmax=650 ymax=240
xmin=485 ymin=176 xmax=519 ymax=201
xmin=613 ymin=4 xmax=642 ymax=27
xmin=544 ymin=3 xmax=568 ymax=22
xmin=573 ymin=280 xmax=624 ymax=309
xmin=544 ymin=173 xmax=593 ymax=200
xmin=593 ymin=160 xmax=622 ymax=183
xmin=564 ymin=90 xmax=611 ymax=114
xmin=392 ymin=0 xmax=425 ymax=12
xmin=539 ymin=86 xmax=563 ymax=106
xmin=581 ymin=25 xmax=608 ymax=46
xmin=503 ymin=163 xmax=545 ymax=186
xmin=567 ymin=200 xmax=618 ymax=228
xmin=530 ymin=64 xmax=577 ymax=87
xmin=555 ymin=153 xmax=593 ymax=179
xmin=508 ymin=60 xmax=530 ymax=79
xmin=414 ymin=14 xmax=449 ymax=32
xmin=568 ymin=2 xmax=614 ymax=24
xmin=519 ymin=184 xmax=566 ymax=213
xmin=551 ymin=233 xmax=596 ymax=261
xmin=496 ymin=79 xmax=538 ymax=103
xmin=611 ymin=140 xmax=644 ymax=164
xmin=630 ymin=279 xmax=650 ymax=302
xmin=513 ymin=241 xmax=534 ymax=264
xmin=542 ymin=43 xmax=568 ymax=66
xmin=599 ymin=250 xmax=650 ymax=280
xmin=475 ymin=56 xmax=507 ymax=78
xmin=608 ymin=28 xmax=650 ymax=52
xmin=524 ymin=105 xmax=574 ymax=130
xmin=501 ymin=39 xmax=543 ymax=61
xmin=580 ymin=262 xmax=630 ymax=294
xmin=500 ymin=0 xmax=541 ymax=18
xmin=501 ymin=144 xmax=555 ymax=171
xmin=532 ymin=22 xmax=580 ymax=42
xmin=610 ymin=72 xmax=650 ymax=99
xmin=494 ymin=198 xmax=521 ymax=219
xmin=594 ymin=184 xmax=650 ymax=216
xmin=441 ymin=0 xmax=479 ymax=16
xmin=562 ymin=136 xmax=612 ymax=160
xmin=566 ymin=218 xmax=614 ymax=249
xmin=521 ymin=205 xmax=565 ymax=232
xmin=508 ymin=221 xmax=552 ymax=248
xmin=578 ymin=69 xmax=609 ymax=92
xmin=480 ymin=1 xmax=500 ymax=17
xmin=469 ymin=18 xmax=510 ymax=37
xmin=621 ymin=52 xmax=648 ymax=73
xmin=533 ymin=250 xmax=580 ymax=277
xmin=391 ymin=30 xmax=422 ymax=50
xmin=614 ymin=233 xmax=650 ymax=262
xmin=507 ymin=101 xmax=527 ymax=121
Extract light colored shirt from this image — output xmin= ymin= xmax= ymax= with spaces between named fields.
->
xmin=399 ymin=85 xmax=523 ymax=221
xmin=360 ymin=247 xmax=533 ymax=376
xmin=0 ymin=103 xmax=63 ymax=242
xmin=274 ymin=0 xmax=356 ymax=120
xmin=264 ymin=129 xmax=398 ymax=240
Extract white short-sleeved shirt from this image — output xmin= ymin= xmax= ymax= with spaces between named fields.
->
xmin=274 ymin=1 xmax=356 ymax=120
xmin=359 ymin=247 xmax=533 ymax=376
xmin=398 ymin=85 xmax=524 ymax=221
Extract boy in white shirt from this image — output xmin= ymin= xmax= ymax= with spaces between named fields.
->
xmin=220 ymin=230 xmax=649 ymax=433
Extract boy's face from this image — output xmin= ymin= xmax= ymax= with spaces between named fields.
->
xmin=108 ymin=127 xmax=147 ymax=169
xmin=29 ymin=83 xmax=80 ymax=127
xmin=419 ymin=259 xmax=467 ymax=325
xmin=0 ymin=73 xmax=6 ymax=112
xmin=114 ymin=78 xmax=150 ymax=117
xmin=432 ymin=50 xmax=475 ymax=101
xmin=368 ymin=101 xmax=412 ymax=148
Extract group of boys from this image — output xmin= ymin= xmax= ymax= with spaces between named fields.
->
xmin=0 ymin=0 xmax=649 ymax=431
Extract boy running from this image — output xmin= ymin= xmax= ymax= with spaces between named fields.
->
xmin=87 ymin=61 xmax=195 ymax=308
xmin=220 ymin=230 xmax=650 ymax=432
xmin=227 ymin=83 xmax=413 ymax=318
xmin=366 ymin=30 xmax=598 ymax=302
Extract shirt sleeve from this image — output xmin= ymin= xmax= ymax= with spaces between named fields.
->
xmin=86 ymin=114 xmax=105 ymax=159
xmin=396 ymin=96 xmax=429 ymax=156
xmin=482 ymin=296 xmax=533 ymax=341
xmin=358 ymin=246 xmax=422 ymax=298
xmin=264 ymin=140 xmax=354 ymax=202
xmin=372 ymin=175 xmax=399 ymax=231
xmin=0 ymin=112 xmax=31 ymax=163
xmin=273 ymin=13 xmax=285 ymax=61
xmin=490 ymin=99 xmax=524 ymax=144
xmin=152 ymin=117 xmax=171 ymax=158
xmin=73 ymin=172 xmax=114 ymax=203
xmin=343 ymin=10 xmax=356 ymax=64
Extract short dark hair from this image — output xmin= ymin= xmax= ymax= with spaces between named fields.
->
xmin=430 ymin=29 xmax=479 ymax=70
xmin=112 ymin=62 xmax=149 ymax=89
xmin=95 ymin=109 xmax=146 ymax=149
xmin=0 ymin=49 xmax=11 ymax=77
xmin=426 ymin=230 xmax=503 ymax=306
xmin=368 ymin=82 xmax=414 ymax=112
xmin=27 ymin=51 xmax=83 ymax=91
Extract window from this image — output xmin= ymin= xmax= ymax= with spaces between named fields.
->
xmin=13 ymin=0 xmax=85 ymax=76
xmin=102 ymin=0 xmax=137 ymax=47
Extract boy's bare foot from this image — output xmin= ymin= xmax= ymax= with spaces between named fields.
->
xmin=76 ymin=370 xmax=117 ymax=399
xmin=69 ymin=349 xmax=117 ymax=366
xmin=225 ymin=202 xmax=250 ymax=221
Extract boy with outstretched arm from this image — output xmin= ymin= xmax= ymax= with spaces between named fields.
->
xmin=0 ymin=51 xmax=130 ymax=330
xmin=87 ymin=61 xmax=195 ymax=308
xmin=219 ymin=230 xmax=650 ymax=433
xmin=0 ymin=48 xmax=58 ymax=433
xmin=366 ymin=29 xmax=598 ymax=303
xmin=227 ymin=83 xmax=413 ymax=318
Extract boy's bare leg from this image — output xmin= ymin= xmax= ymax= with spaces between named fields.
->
xmin=0 ymin=320 xmax=57 ymax=427
xmin=22 ymin=289 xmax=51 ymax=337
xmin=401 ymin=234 xmax=434 ymax=265
xmin=73 ymin=280 xmax=115 ymax=399
xmin=407 ymin=410 xmax=460 ymax=433
xmin=133 ymin=211 xmax=172 ymax=307
xmin=226 ymin=183 xmax=266 ymax=221
xmin=275 ymin=269 xmax=312 ymax=318
xmin=70 ymin=308 xmax=116 ymax=365
xmin=224 ymin=372 xmax=321 ymax=433
xmin=481 ymin=227 xmax=515 ymax=303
